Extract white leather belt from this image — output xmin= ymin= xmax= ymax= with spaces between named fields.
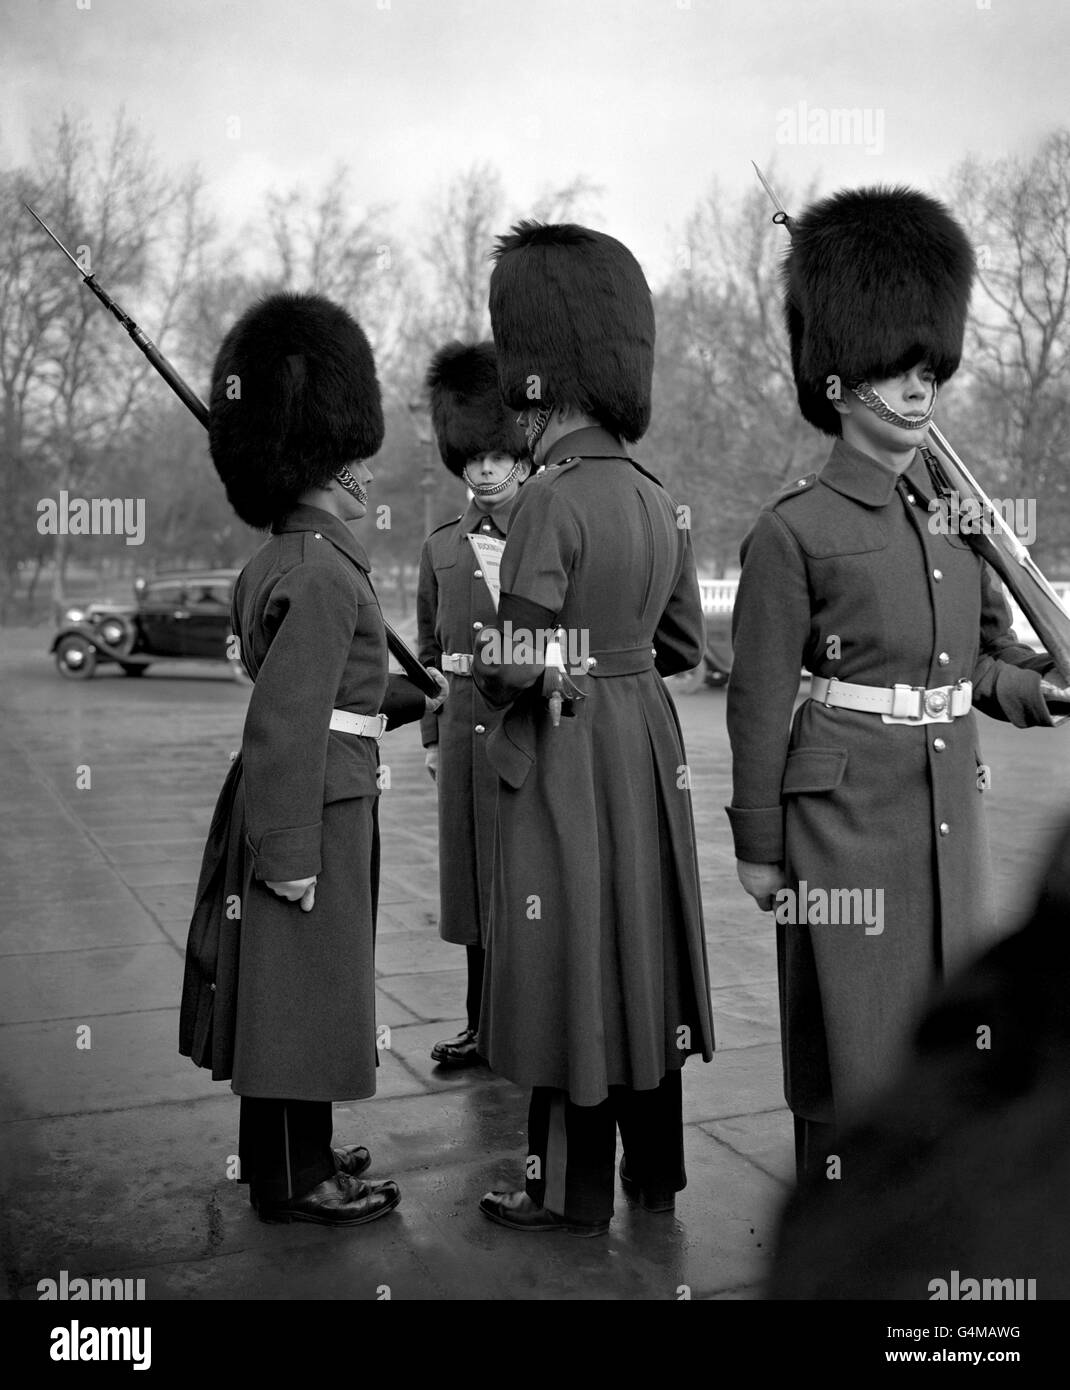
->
xmin=441 ymin=653 xmax=474 ymax=675
xmin=329 ymin=709 xmax=388 ymax=738
xmin=810 ymin=676 xmax=973 ymax=725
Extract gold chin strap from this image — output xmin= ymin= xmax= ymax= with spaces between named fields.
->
xmin=851 ymin=380 xmax=938 ymax=429
xmin=335 ymin=464 xmax=367 ymax=501
xmin=463 ymin=457 xmax=526 ymax=497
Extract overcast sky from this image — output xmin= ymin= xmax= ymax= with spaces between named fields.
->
xmin=3 ymin=0 xmax=1067 ymax=287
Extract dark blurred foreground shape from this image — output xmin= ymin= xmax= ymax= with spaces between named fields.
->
xmin=768 ymin=817 xmax=1070 ymax=1300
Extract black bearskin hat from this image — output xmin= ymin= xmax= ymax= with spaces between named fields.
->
xmin=426 ymin=341 xmax=528 ymax=477
xmin=489 ymin=222 xmax=655 ymax=443
xmin=783 ymin=186 xmax=975 ymax=436
xmin=209 ymin=292 xmax=384 ymax=528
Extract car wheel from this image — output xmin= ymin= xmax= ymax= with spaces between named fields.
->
xmin=665 ymin=665 xmax=705 ymax=696
xmin=120 ymin=663 xmax=148 ymax=677
xmin=96 ymin=614 xmax=137 ymax=659
xmin=55 ymin=636 xmax=98 ymax=680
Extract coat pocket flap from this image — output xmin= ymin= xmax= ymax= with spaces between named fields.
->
xmin=781 ymin=747 xmax=848 ymax=795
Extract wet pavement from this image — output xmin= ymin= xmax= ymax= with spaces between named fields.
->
xmin=2 ymin=625 xmax=1069 ymax=1301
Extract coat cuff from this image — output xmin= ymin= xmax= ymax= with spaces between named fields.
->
xmin=725 ymin=805 xmax=784 ymax=865
xmin=250 ymin=823 xmax=322 ymax=882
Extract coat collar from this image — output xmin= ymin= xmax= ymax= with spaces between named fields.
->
xmin=458 ymin=495 xmax=513 ymax=541
xmin=272 ymin=504 xmax=372 ymax=572
xmin=819 ymin=438 xmax=932 ymax=509
xmin=541 ymin=425 xmax=631 ymax=470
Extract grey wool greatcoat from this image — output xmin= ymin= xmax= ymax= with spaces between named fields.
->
xmin=726 ymin=439 xmax=1058 ymax=1125
xmin=179 ymin=504 xmax=425 ymax=1101
xmin=473 ymin=426 xmax=716 ymax=1107
xmin=417 ymin=501 xmax=506 ymax=946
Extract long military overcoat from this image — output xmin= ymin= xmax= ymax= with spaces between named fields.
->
xmin=179 ymin=503 xmax=425 ymax=1101
xmin=417 ymin=500 xmax=508 ymax=946
xmin=726 ymin=440 xmax=1057 ymax=1124
xmin=473 ymin=426 xmax=716 ymax=1107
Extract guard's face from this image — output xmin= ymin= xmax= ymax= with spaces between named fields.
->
xmin=465 ymin=452 xmax=530 ymax=510
xmin=337 ymin=458 xmax=373 ymax=521
xmin=839 ymin=363 xmax=937 ymax=454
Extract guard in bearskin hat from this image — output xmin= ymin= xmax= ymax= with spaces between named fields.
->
xmin=471 ymin=224 xmax=715 ymax=1235
xmin=417 ymin=341 xmax=531 ymax=1068
xmin=179 ymin=292 xmax=447 ymax=1226
xmin=725 ymin=187 xmax=1065 ymax=1179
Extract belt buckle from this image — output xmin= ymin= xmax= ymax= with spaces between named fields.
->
xmin=923 ymin=685 xmax=951 ymax=720
xmin=888 ymin=683 xmax=925 ymax=722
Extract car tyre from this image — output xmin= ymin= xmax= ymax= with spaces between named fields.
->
xmin=55 ymin=636 xmax=98 ymax=680
xmin=120 ymin=663 xmax=148 ymax=677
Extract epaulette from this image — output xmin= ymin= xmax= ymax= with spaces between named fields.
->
xmin=531 ymin=457 xmax=582 ymax=483
xmin=768 ymin=472 xmax=818 ymax=509
xmin=427 ymin=513 xmax=464 ymax=538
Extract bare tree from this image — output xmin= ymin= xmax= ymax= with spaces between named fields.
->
xmin=949 ymin=130 xmax=1070 ymax=569
xmin=646 ymin=175 xmax=817 ymax=573
xmin=15 ymin=110 xmax=210 ymax=614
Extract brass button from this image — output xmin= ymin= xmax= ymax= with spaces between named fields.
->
xmin=474 ymin=724 xmax=486 ymax=734
xmin=474 ymin=570 xmax=482 ymax=578
xmin=933 ymin=737 xmax=946 ymax=751
xmin=313 ymin=532 xmax=323 ymax=540
xmin=473 ymin=621 xmax=483 ymax=631
xmin=796 ymin=478 xmax=807 ymax=487
xmin=939 ymin=822 xmax=950 ymax=835
xmin=906 ymin=492 xmax=916 ymax=504
xmin=933 ymin=568 xmax=943 ymax=581
xmin=938 ymin=652 xmax=950 ymax=666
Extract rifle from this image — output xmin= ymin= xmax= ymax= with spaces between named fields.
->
xmin=23 ymin=201 xmax=438 ymax=697
xmin=751 ymin=164 xmax=1070 ymax=686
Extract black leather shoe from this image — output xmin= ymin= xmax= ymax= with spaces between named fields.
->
xmin=430 ymin=1027 xmax=486 ymax=1068
xmin=478 ymin=1189 xmax=609 ymax=1237
xmin=257 ymin=1173 xmax=401 ymax=1226
xmin=249 ymin=1145 xmax=371 ymax=1209
xmin=619 ymin=1157 xmax=676 ymax=1213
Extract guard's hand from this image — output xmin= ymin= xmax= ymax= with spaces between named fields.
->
xmin=266 ymin=876 xmax=317 ymax=912
xmin=1040 ymin=677 xmax=1070 ymax=705
xmin=737 ymin=860 xmax=788 ymax=912
xmin=424 ymin=666 xmax=449 ymax=713
xmin=425 ymin=746 xmax=439 ymax=781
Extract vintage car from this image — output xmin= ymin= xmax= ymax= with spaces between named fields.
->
xmin=51 ymin=570 xmax=244 ymax=680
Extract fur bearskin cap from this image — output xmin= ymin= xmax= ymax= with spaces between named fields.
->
xmin=426 ymin=341 xmax=528 ymax=476
xmin=783 ymin=186 xmax=975 ymax=436
xmin=208 ymin=292 xmax=384 ymax=528
xmin=489 ymin=222 xmax=655 ymax=443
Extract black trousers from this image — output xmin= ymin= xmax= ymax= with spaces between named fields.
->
xmin=793 ymin=1115 xmax=837 ymax=1184
xmin=238 ymin=1097 xmax=336 ymax=1203
xmin=466 ymin=943 xmax=485 ymax=1033
xmin=525 ymin=1071 xmax=685 ymax=1224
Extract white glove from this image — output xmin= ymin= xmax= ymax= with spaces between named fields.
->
xmin=265 ymin=876 xmax=317 ymax=912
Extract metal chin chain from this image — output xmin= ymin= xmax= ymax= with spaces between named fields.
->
xmin=335 ymin=463 xmax=368 ymax=505
xmin=851 ymin=380 xmax=938 ymax=429
xmin=463 ymin=456 xmax=526 ymax=497
xmin=524 ymin=406 xmax=553 ymax=456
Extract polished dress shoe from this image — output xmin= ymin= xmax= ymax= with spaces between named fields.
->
xmin=430 ymin=1027 xmax=485 ymax=1068
xmin=256 ymin=1172 xmax=400 ymax=1226
xmin=248 ymin=1145 xmax=371 ymax=1209
xmin=619 ymin=1156 xmax=676 ymax=1213
xmin=479 ymin=1189 xmax=609 ymax=1237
